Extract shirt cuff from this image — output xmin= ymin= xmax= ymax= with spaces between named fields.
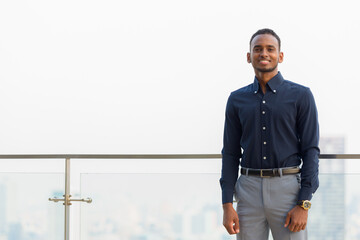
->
xmin=298 ymin=187 xmax=314 ymax=201
xmin=222 ymin=189 xmax=235 ymax=204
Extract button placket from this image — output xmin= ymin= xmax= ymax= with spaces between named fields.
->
xmin=260 ymin=95 xmax=268 ymax=164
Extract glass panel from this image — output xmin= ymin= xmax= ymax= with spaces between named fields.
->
xmin=0 ymin=160 xmax=64 ymax=240
xmin=78 ymin=158 xmax=227 ymax=240
xmin=80 ymin=173 xmax=225 ymax=240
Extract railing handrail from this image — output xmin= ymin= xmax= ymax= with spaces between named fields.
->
xmin=0 ymin=154 xmax=359 ymax=159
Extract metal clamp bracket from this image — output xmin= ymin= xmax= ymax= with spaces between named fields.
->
xmin=49 ymin=195 xmax=92 ymax=205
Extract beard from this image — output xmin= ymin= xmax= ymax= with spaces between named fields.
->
xmin=254 ymin=63 xmax=278 ymax=73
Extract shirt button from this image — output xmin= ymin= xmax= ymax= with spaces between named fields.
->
xmin=262 ymin=100 xmax=266 ymax=104
xmin=254 ymin=91 xmax=257 ymax=94
xmin=263 ymin=127 xmax=266 ymax=130
xmin=264 ymin=141 xmax=267 ymax=145
xmin=262 ymin=111 xmax=265 ymax=115
xmin=263 ymin=156 xmax=267 ymax=160
xmin=273 ymin=90 xmax=276 ymax=93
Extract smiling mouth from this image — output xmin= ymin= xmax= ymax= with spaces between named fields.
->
xmin=259 ymin=60 xmax=270 ymax=65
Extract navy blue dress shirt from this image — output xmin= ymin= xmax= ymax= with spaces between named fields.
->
xmin=220 ymin=72 xmax=319 ymax=204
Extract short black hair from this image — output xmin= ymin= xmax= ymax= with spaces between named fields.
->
xmin=249 ymin=28 xmax=281 ymax=50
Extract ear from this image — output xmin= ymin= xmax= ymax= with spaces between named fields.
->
xmin=247 ymin=52 xmax=251 ymax=63
xmin=278 ymin=51 xmax=284 ymax=63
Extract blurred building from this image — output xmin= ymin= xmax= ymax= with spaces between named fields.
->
xmin=308 ymin=136 xmax=345 ymax=240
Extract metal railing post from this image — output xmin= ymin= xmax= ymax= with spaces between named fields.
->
xmin=47 ymin=157 xmax=91 ymax=240
xmin=64 ymin=158 xmax=71 ymax=240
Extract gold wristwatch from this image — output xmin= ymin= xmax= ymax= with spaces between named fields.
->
xmin=297 ymin=200 xmax=311 ymax=210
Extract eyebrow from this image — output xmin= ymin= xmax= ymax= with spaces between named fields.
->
xmin=253 ymin=45 xmax=276 ymax=48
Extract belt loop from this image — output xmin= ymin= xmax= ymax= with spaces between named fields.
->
xmin=246 ymin=168 xmax=249 ymax=176
xmin=279 ymin=168 xmax=283 ymax=178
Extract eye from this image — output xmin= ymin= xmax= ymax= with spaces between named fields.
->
xmin=268 ymin=48 xmax=274 ymax=52
xmin=254 ymin=48 xmax=261 ymax=52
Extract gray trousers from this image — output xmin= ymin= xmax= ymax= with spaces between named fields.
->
xmin=234 ymin=173 xmax=307 ymax=240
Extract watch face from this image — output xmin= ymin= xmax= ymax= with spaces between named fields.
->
xmin=303 ymin=201 xmax=311 ymax=209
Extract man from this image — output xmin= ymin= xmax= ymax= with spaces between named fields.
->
xmin=220 ymin=28 xmax=319 ymax=240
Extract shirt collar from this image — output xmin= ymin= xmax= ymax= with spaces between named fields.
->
xmin=253 ymin=71 xmax=284 ymax=94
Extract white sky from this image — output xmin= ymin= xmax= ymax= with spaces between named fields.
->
xmin=0 ymin=0 xmax=359 ymax=154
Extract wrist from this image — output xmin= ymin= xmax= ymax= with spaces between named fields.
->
xmin=296 ymin=205 xmax=308 ymax=211
xmin=222 ymin=202 xmax=233 ymax=210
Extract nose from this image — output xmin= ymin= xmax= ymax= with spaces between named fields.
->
xmin=260 ymin=49 xmax=269 ymax=58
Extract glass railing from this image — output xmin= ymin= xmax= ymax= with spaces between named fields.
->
xmin=0 ymin=158 xmax=64 ymax=240
xmin=0 ymin=154 xmax=359 ymax=240
xmin=74 ymin=158 xmax=222 ymax=240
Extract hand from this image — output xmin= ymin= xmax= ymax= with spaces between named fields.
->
xmin=284 ymin=205 xmax=308 ymax=232
xmin=222 ymin=203 xmax=240 ymax=234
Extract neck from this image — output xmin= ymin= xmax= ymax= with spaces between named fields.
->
xmin=255 ymin=70 xmax=278 ymax=93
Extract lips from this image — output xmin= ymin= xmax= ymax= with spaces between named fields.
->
xmin=259 ymin=60 xmax=270 ymax=65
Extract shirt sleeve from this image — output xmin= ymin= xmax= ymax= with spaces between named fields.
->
xmin=220 ymin=93 xmax=242 ymax=204
xmin=296 ymin=88 xmax=320 ymax=201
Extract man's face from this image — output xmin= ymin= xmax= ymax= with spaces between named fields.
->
xmin=247 ymin=34 xmax=283 ymax=73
